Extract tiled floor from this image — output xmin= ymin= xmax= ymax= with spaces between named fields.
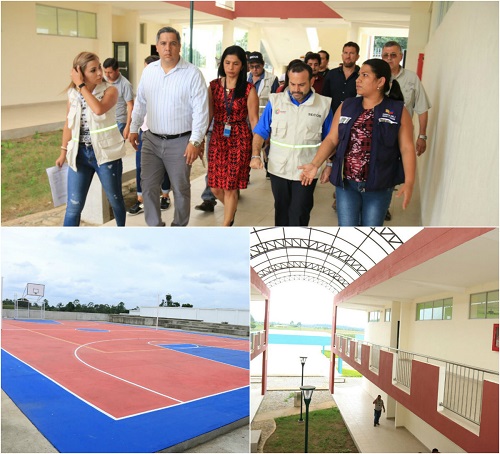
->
xmin=2 ymin=102 xmax=423 ymax=228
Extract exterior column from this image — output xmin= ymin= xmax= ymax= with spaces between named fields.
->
xmin=329 ymin=303 xmax=337 ymax=393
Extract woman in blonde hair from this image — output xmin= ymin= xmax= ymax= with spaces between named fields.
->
xmin=56 ymin=52 xmax=126 ymax=226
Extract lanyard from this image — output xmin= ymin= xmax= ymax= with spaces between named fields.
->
xmin=223 ymin=79 xmax=236 ymax=123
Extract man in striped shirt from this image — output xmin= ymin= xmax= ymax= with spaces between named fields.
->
xmin=130 ymin=26 xmax=209 ymax=226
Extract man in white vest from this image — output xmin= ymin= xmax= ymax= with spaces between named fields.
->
xmin=250 ymin=60 xmax=333 ymax=226
xmin=247 ymin=51 xmax=279 ymax=116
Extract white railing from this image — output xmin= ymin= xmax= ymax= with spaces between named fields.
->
xmin=335 ymin=334 xmax=498 ymax=425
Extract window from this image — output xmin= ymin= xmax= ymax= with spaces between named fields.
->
xmin=416 ymin=298 xmax=453 ymax=321
xmin=385 ymin=309 xmax=391 ymax=322
xmin=470 ymin=290 xmax=499 ymax=319
xmin=368 ymin=311 xmax=380 ymax=322
xmin=36 ymin=4 xmax=97 ymax=38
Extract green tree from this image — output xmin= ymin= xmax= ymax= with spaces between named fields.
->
xmin=374 ymin=36 xmax=408 ymax=51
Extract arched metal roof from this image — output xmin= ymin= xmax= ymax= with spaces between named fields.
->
xmin=250 ymin=227 xmax=421 ymax=293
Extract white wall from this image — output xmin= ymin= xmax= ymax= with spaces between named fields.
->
xmin=418 ymin=2 xmax=499 ymax=225
xmin=138 ymin=306 xmax=249 ymax=326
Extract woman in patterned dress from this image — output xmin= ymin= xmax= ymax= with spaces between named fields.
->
xmin=207 ymin=45 xmax=259 ymax=226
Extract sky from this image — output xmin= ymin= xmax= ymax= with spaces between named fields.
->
xmin=251 ymin=280 xmax=367 ymax=329
xmin=1 ymin=228 xmax=249 ymax=311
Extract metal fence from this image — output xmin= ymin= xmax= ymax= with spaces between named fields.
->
xmin=442 ymin=363 xmax=486 ymax=425
xmin=335 ymin=334 xmax=498 ymax=426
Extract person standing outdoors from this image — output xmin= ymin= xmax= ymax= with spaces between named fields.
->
xmin=299 ymin=59 xmax=416 ymax=226
xmin=251 ymin=60 xmax=333 ymax=226
xmin=207 ymin=45 xmax=259 ymax=226
xmin=373 ymin=395 xmax=385 ymax=426
xmin=129 ymin=26 xmax=209 ymax=227
xmin=56 ymin=52 xmax=126 ymax=226
xmin=382 ymin=41 xmax=431 ymax=156
xmin=102 ymin=57 xmax=134 ymax=139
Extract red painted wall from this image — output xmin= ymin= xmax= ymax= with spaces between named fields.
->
xmin=333 ymin=341 xmax=499 ymax=452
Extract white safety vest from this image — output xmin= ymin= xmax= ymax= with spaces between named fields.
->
xmin=257 ymin=71 xmax=277 ymax=116
xmin=66 ymin=82 xmax=126 ymax=171
xmin=268 ymin=89 xmax=332 ymax=180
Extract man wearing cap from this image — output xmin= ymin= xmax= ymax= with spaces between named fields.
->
xmin=250 ymin=60 xmax=333 ymax=226
xmin=247 ymin=51 xmax=279 ymax=116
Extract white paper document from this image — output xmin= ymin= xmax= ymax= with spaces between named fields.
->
xmin=46 ymin=164 xmax=68 ymax=207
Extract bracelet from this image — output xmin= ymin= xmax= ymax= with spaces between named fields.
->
xmin=60 ymin=146 xmax=67 ymax=151
xmin=251 ymin=156 xmax=262 ymax=160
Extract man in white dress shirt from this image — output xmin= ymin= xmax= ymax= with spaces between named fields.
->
xmin=130 ymin=26 xmax=209 ymax=226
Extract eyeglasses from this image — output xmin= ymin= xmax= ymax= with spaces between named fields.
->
xmin=249 ymin=64 xmax=262 ymax=69
xmin=382 ymin=53 xmax=400 ymax=59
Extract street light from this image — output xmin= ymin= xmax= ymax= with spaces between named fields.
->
xmin=298 ymin=356 xmax=307 ymax=422
xmin=300 ymin=385 xmax=316 ymax=453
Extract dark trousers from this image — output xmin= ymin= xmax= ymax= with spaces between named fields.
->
xmin=374 ymin=409 xmax=382 ymax=425
xmin=270 ymin=174 xmax=317 ymax=226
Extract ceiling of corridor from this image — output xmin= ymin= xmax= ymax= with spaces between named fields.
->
xmin=104 ymin=1 xmax=413 ymax=69
xmin=250 ymin=227 xmax=421 ymax=295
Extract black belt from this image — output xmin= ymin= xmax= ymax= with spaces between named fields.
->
xmin=149 ymin=130 xmax=191 ymax=140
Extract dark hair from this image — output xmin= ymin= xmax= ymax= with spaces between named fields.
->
xmin=156 ymin=26 xmax=181 ymax=44
xmin=363 ymin=58 xmax=404 ymax=101
xmin=103 ymin=57 xmax=119 ymax=70
xmin=144 ymin=55 xmax=160 ymax=65
xmin=383 ymin=41 xmax=403 ymax=53
xmin=304 ymin=52 xmax=321 ymax=66
xmin=218 ymin=45 xmax=248 ymax=99
xmin=343 ymin=41 xmax=360 ymax=54
xmin=318 ymin=50 xmax=330 ymax=61
xmin=288 ymin=60 xmax=313 ymax=79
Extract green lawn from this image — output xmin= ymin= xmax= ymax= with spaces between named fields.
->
xmin=265 ymin=407 xmax=358 ymax=453
xmin=1 ymin=130 xmax=63 ymax=221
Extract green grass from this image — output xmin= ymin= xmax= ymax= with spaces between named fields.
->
xmin=1 ymin=130 xmax=63 ymax=221
xmin=265 ymin=407 xmax=358 ymax=453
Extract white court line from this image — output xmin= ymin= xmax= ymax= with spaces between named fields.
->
xmin=150 ymin=341 xmax=250 ymax=371
xmin=74 ymin=338 xmax=183 ymax=403
xmin=1 ymin=348 xmax=118 ymax=420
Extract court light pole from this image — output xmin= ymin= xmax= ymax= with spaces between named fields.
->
xmin=300 ymin=385 xmax=316 ymax=453
xmin=298 ymin=356 xmax=307 ymax=422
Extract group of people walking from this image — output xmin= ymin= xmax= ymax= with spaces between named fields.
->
xmin=57 ymin=25 xmax=430 ymax=227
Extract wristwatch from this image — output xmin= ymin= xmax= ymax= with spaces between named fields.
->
xmin=418 ymin=134 xmax=427 ymax=140
xmin=78 ymin=82 xmax=86 ymax=90
xmin=189 ymin=140 xmax=201 ymax=148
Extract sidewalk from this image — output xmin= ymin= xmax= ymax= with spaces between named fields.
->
xmin=2 ymin=102 xmax=423 ymax=227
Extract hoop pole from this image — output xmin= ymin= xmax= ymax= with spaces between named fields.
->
xmin=156 ymin=294 xmax=160 ymax=330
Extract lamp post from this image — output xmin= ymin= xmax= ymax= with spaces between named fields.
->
xmin=300 ymin=385 xmax=316 ymax=453
xmin=298 ymin=356 xmax=307 ymax=422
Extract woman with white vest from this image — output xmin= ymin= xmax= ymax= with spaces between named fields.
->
xmin=299 ymin=58 xmax=416 ymax=226
xmin=56 ymin=52 xmax=126 ymax=226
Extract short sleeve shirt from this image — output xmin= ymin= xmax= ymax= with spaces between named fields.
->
xmin=392 ymin=67 xmax=431 ymax=118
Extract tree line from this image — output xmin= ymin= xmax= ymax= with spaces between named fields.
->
xmin=2 ymin=298 xmax=129 ymax=314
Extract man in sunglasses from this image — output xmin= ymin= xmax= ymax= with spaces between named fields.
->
xmin=247 ymin=51 xmax=279 ymax=117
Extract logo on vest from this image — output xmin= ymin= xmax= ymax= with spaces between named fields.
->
xmin=308 ymin=113 xmax=322 ymax=118
xmin=275 ymin=108 xmax=287 ymax=115
xmin=381 ymin=109 xmax=397 ymax=122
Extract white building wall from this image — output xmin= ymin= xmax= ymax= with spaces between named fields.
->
xmin=138 ymin=306 xmax=249 ymax=326
xmin=418 ymin=2 xmax=499 ymax=225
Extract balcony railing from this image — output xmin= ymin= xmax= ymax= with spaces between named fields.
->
xmin=251 ymin=330 xmax=266 ymax=355
xmin=335 ymin=334 xmax=499 ymax=426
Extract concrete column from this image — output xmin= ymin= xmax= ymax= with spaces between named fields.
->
xmin=222 ymin=21 xmax=235 ymax=50
xmin=406 ymin=2 xmax=432 ymax=72
xmin=247 ymin=26 xmax=261 ymax=52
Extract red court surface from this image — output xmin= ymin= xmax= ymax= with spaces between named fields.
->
xmin=2 ymin=319 xmax=249 ymax=420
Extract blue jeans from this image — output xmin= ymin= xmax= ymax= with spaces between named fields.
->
xmin=136 ymin=131 xmax=171 ymax=196
xmin=336 ymin=179 xmax=393 ymax=226
xmin=64 ymin=144 xmax=126 ymax=226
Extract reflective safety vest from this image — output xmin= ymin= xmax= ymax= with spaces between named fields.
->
xmin=256 ymin=71 xmax=277 ymax=117
xmin=268 ymin=89 xmax=332 ymax=181
xmin=66 ymin=82 xmax=126 ymax=171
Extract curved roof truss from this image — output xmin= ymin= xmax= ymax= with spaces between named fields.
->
xmin=250 ymin=227 xmax=421 ymax=293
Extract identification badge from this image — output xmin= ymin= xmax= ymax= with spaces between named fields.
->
xmin=223 ymin=123 xmax=232 ymax=137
